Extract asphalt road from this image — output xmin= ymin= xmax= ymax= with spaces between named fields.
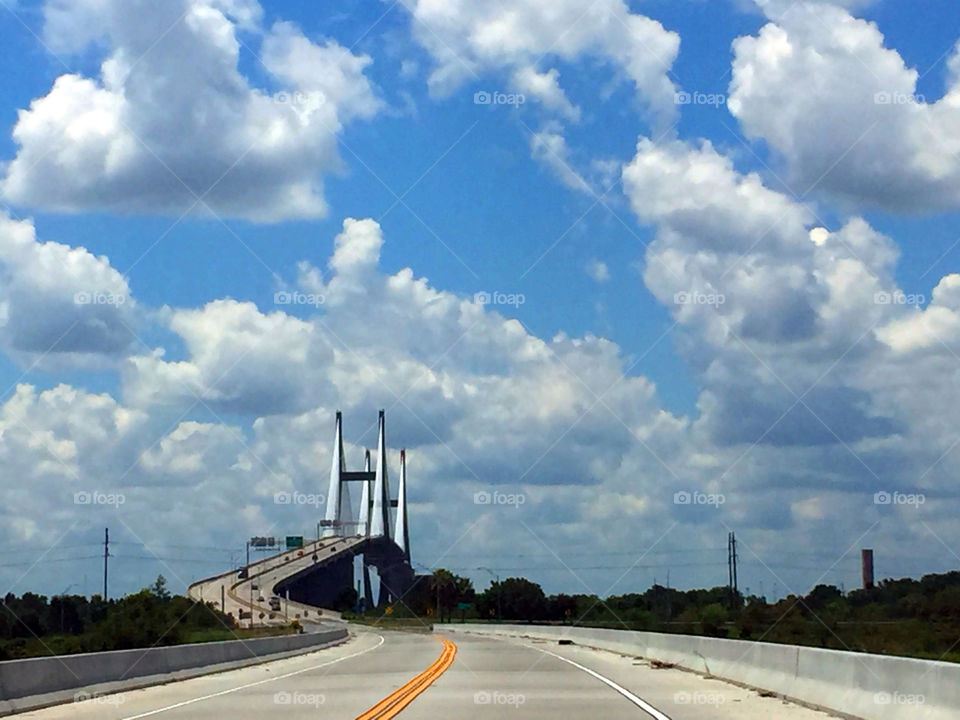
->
xmin=187 ymin=536 xmax=364 ymax=628
xmin=16 ymin=628 xmax=835 ymax=719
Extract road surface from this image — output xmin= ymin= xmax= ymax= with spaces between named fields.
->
xmin=188 ymin=535 xmax=365 ymax=628
xmin=16 ymin=628 xmax=836 ymax=719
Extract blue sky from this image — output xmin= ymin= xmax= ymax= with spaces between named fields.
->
xmin=3 ymin=0 xmax=959 ymax=411
xmin=2 ymin=0 xmax=960 ymax=600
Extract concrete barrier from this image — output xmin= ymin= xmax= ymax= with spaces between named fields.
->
xmin=437 ymin=624 xmax=959 ymax=720
xmin=0 ymin=625 xmax=348 ymax=716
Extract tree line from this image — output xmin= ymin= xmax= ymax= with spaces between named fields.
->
xmin=361 ymin=568 xmax=960 ymax=662
xmin=0 ymin=576 xmax=231 ymax=660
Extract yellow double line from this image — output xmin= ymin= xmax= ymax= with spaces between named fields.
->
xmin=355 ymin=636 xmax=457 ymax=720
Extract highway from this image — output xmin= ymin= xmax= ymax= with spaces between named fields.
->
xmin=16 ymin=628 xmax=834 ymax=719
xmin=188 ymin=535 xmax=366 ymax=628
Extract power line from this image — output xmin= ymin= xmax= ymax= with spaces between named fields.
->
xmin=0 ymin=555 xmax=101 ymax=569
xmin=433 ymin=561 xmax=727 ymax=572
xmin=434 ymin=548 xmax=728 ymax=560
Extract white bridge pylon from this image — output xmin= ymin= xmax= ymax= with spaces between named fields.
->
xmin=321 ymin=410 xmax=409 ymax=560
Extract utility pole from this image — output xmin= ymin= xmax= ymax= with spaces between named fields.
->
xmin=727 ymin=531 xmax=738 ymax=608
xmin=732 ymin=532 xmax=738 ymax=600
xmin=727 ymin=532 xmax=732 ymax=602
xmin=103 ymin=528 xmax=109 ymax=601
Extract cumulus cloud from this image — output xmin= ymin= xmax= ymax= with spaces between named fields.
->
xmin=124 ymin=218 xmax=669 ymax=474
xmin=401 ymin=0 xmax=680 ymax=127
xmin=0 ymin=212 xmax=136 ymax=359
xmin=610 ymin=131 xmax=960 ymax=590
xmin=877 ymin=274 xmax=960 ymax=353
xmin=1 ymin=0 xmax=381 ymax=222
xmin=621 ymin=137 xmax=915 ymax=453
xmin=3 ymin=204 xmax=960 ymax=597
xmin=728 ymin=1 xmax=960 ymax=212
xmin=123 ymin=299 xmax=330 ymax=415
xmin=5 ymin=0 xmax=960 ymax=603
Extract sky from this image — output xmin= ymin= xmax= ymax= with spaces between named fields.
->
xmin=1 ymin=0 xmax=960 ymax=603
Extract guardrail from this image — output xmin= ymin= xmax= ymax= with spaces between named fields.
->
xmin=437 ymin=623 xmax=960 ymax=720
xmin=0 ymin=625 xmax=348 ymax=716
xmin=189 ymin=535 xmax=366 ymax=627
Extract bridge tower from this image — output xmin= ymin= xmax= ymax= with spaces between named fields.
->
xmin=319 ymin=410 xmax=413 ymax=607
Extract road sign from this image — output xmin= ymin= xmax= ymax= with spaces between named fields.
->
xmin=457 ymin=602 xmax=472 ymax=610
xmin=285 ymin=536 xmax=304 ymax=549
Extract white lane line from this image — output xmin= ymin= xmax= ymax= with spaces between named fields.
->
xmin=120 ymin=634 xmax=386 ymax=720
xmin=526 ymin=644 xmax=673 ymax=720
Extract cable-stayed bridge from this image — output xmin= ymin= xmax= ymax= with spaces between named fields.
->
xmin=188 ymin=410 xmax=414 ymax=625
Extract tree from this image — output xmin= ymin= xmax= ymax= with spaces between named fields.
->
xmin=150 ymin=575 xmax=171 ymax=602
xmin=487 ymin=578 xmax=547 ymax=622
xmin=804 ymin=584 xmax=842 ymax=612
xmin=429 ymin=570 xmax=474 ymax=622
xmin=333 ymin=586 xmax=358 ymax=612
xmin=548 ymin=594 xmax=578 ymax=622
xmin=699 ymin=603 xmax=727 ymax=636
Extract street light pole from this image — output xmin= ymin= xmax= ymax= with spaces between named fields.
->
xmin=246 ymin=540 xmax=254 ymax=629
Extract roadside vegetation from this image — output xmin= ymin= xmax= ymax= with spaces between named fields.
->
xmin=349 ymin=568 xmax=960 ymax=663
xmin=0 ymin=576 xmax=287 ymax=660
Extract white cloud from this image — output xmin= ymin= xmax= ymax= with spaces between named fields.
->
xmin=622 ymin=137 xmax=913 ymax=454
xmin=402 ymin=0 xmax=680 ymax=127
xmin=123 ymin=299 xmax=330 ymax=415
xmin=512 ymin=67 xmax=581 ymax=121
xmin=3 ymin=202 xmax=960 ymax=597
xmin=123 ymin=217 xmax=670 ymax=482
xmin=728 ymin=1 xmax=960 ymax=211
xmin=530 ymin=126 xmax=593 ymax=194
xmin=586 ymin=259 xmax=610 ymax=283
xmin=876 ymin=274 xmax=960 ymax=353
xmin=0 ymin=212 xmax=136 ymax=360
xmin=2 ymin=0 xmax=381 ymax=222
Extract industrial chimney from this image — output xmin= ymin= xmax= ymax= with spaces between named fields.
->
xmin=861 ymin=549 xmax=874 ymax=590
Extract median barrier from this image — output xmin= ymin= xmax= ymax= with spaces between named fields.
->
xmin=437 ymin=623 xmax=960 ymax=720
xmin=0 ymin=625 xmax=348 ymax=716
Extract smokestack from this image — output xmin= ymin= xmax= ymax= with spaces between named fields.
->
xmin=861 ymin=549 xmax=874 ymax=590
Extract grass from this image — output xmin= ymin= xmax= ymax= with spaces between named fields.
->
xmin=342 ymin=612 xmax=434 ymax=632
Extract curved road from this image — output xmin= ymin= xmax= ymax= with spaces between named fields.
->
xmin=16 ymin=628 xmax=835 ymax=719
xmin=188 ymin=535 xmax=365 ymax=627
